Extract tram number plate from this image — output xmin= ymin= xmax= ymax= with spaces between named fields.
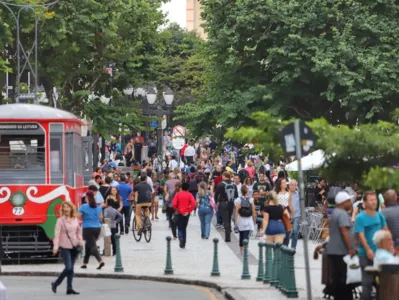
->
xmin=12 ymin=207 xmax=25 ymax=216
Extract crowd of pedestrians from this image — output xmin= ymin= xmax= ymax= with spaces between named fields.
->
xmin=50 ymin=133 xmax=399 ymax=299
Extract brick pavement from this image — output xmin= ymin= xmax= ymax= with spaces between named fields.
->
xmin=2 ymin=212 xmax=325 ymax=300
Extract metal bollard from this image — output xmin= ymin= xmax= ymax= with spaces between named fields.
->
xmin=241 ymin=239 xmax=251 ymax=280
xmin=114 ymin=234 xmax=124 ymax=272
xmin=263 ymin=242 xmax=273 ymax=283
xmin=164 ymin=236 xmax=174 ymax=275
xmin=103 ymin=218 xmax=112 ymax=257
xmin=285 ymin=247 xmax=298 ymax=298
xmin=256 ymin=242 xmax=264 ymax=281
xmin=270 ymin=243 xmax=281 ymax=287
xmin=211 ymin=238 xmax=220 ymax=276
xmin=280 ymin=246 xmax=288 ymax=294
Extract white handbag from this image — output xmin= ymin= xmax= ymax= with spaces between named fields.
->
xmin=101 ymin=224 xmax=112 ymax=237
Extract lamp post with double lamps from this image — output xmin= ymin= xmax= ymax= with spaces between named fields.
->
xmin=142 ymin=86 xmax=174 ymax=174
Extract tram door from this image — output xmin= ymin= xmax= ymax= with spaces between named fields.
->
xmin=82 ymin=136 xmax=93 ymax=185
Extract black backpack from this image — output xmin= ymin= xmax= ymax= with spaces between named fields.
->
xmin=239 ymin=197 xmax=252 ymax=217
xmin=188 ymin=177 xmax=198 ymax=192
xmin=238 ymin=169 xmax=249 ymax=184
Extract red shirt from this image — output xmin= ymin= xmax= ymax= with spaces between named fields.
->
xmin=213 ymin=175 xmax=223 ymax=187
xmin=180 ymin=144 xmax=188 ymax=157
xmin=172 ymin=191 xmax=196 ymax=214
xmin=245 ymin=166 xmax=256 ymax=179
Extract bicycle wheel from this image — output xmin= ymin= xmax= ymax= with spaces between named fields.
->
xmin=144 ymin=217 xmax=152 ymax=243
xmin=132 ymin=217 xmax=142 ymax=242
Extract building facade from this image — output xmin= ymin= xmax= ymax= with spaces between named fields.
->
xmin=186 ymin=0 xmax=206 ymax=39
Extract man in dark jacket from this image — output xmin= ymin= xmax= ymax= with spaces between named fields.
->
xmin=215 ymin=172 xmax=238 ymax=242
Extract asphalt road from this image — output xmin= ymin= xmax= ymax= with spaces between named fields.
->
xmin=0 ymin=276 xmax=223 ymax=300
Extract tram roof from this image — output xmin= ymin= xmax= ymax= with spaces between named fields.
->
xmin=0 ymin=104 xmax=80 ymax=120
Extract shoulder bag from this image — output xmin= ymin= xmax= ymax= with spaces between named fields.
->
xmin=62 ymin=218 xmax=83 ymax=256
xmin=280 ymin=205 xmax=292 ymax=232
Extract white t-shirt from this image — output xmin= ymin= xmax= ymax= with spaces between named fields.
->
xmin=234 ymin=197 xmax=255 ymax=231
xmin=168 ymin=159 xmax=178 ymax=170
xmin=184 ymin=146 xmax=196 ymax=157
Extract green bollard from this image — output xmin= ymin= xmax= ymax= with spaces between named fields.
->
xmin=164 ymin=236 xmax=174 ymax=275
xmin=211 ymin=238 xmax=221 ymax=276
xmin=285 ymin=247 xmax=298 ymax=298
xmin=270 ymin=243 xmax=281 ymax=287
xmin=280 ymin=246 xmax=288 ymax=294
xmin=275 ymin=243 xmax=282 ymax=289
xmin=114 ymin=234 xmax=124 ymax=272
xmin=241 ymin=239 xmax=251 ymax=279
xmin=256 ymin=242 xmax=264 ymax=281
xmin=263 ymin=242 xmax=273 ymax=283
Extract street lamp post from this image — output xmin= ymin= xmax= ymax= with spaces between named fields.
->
xmin=143 ymin=86 xmax=174 ymax=175
xmin=0 ymin=0 xmax=59 ymax=103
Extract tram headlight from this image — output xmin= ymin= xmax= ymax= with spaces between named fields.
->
xmin=11 ymin=192 xmax=26 ymax=207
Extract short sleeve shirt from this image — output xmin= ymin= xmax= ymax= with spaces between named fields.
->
xmin=78 ymin=203 xmax=102 ymax=229
xmin=326 ymin=208 xmax=354 ymax=255
xmin=355 ymin=211 xmax=387 ymax=256
xmin=134 ymin=182 xmax=153 ymax=204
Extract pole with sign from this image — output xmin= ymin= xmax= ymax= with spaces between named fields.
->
xmin=280 ymin=119 xmax=316 ymax=300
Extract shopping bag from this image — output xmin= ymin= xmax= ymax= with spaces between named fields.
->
xmin=101 ymin=224 xmax=112 ymax=237
xmin=343 ymin=255 xmax=362 ymax=284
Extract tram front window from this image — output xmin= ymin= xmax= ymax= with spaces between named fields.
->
xmin=0 ymin=135 xmax=45 ymax=170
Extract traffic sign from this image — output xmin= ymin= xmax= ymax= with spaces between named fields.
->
xmin=172 ymin=125 xmax=185 ymax=137
xmin=149 ymin=120 xmax=158 ymax=128
xmin=172 ymin=137 xmax=185 ymax=150
xmin=280 ymin=120 xmax=316 ymax=156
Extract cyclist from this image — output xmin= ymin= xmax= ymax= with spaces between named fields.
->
xmin=133 ymin=174 xmax=153 ymax=234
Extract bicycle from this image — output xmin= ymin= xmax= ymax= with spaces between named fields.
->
xmin=131 ymin=201 xmax=152 ymax=242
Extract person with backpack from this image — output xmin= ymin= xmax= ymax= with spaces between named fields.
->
xmin=215 ymin=172 xmax=239 ymax=242
xmin=186 ymin=166 xmax=199 ymax=216
xmin=234 ymin=185 xmax=256 ymax=254
xmin=197 ymin=182 xmax=215 ymax=239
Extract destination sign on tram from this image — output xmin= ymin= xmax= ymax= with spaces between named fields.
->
xmin=0 ymin=123 xmax=39 ymax=130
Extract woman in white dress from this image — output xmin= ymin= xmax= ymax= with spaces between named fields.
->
xmin=234 ymin=185 xmax=257 ymax=254
xmin=275 ymin=178 xmax=293 ymax=246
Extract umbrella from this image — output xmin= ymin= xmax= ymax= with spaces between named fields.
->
xmin=285 ymin=149 xmax=326 ymax=171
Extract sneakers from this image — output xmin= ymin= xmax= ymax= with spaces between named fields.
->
xmin=125 ymin=227 xmax=129 ymax=234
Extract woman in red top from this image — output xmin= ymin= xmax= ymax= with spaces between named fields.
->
xmin=172 ymin=182 xmax=196 ymax=249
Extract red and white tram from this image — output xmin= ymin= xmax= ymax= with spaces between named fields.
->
xmin=0 ymin=104 xmax=92 ymax=261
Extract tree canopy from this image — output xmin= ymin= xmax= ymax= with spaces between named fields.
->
xmin=178 ymin=0 xmax=399 ymax=136
xmin=226 ymin=111 xmax=399 ymax=189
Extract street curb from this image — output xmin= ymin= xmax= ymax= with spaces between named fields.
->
xmin=0 ymin=271 xmax=245 ymax=300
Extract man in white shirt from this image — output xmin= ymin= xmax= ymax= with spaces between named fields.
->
xmin=168 ymin=156 xmax=178 ymax=170
xmin=184 ymin=142 xmax=196 ymax=165
xmin=232 ymin=174 xmax=242 ymax=232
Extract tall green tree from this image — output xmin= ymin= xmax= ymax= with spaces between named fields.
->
xmin=178 ymin=0 xmax=399 ymax=135
xmin=226 ymin=111 xmax=399 ymax=189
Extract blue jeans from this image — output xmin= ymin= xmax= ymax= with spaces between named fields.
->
xmin=198 ymin=206 xmax=213 ymax=238
xmin=54 ymin=248 xmax=77 ymax=290
xmin=291 ymin=217 xmax=300 ymax=249
xmin=216 ymin=210 xmax=222 ymax=225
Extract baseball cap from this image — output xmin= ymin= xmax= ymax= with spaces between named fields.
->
xmin=335 ymin=191 xmax=351 ymax=204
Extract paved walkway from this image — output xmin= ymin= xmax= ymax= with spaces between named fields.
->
xmin=2 ymin=211 xmax=325 ymax=300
